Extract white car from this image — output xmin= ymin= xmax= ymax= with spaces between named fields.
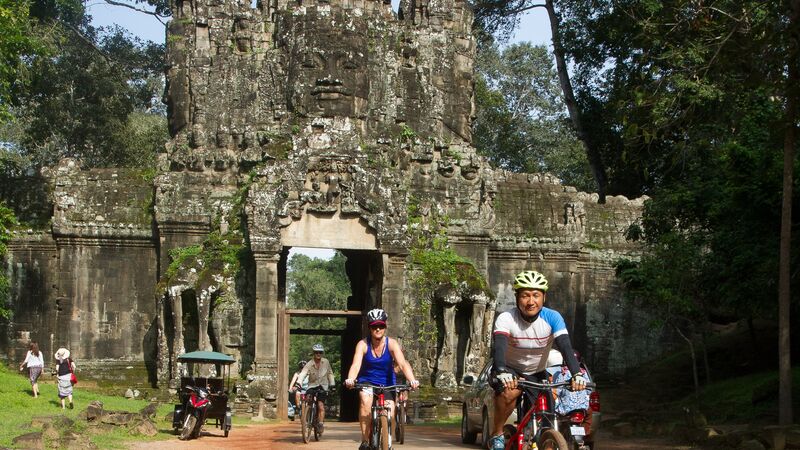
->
xmin=460 ymin=359 xmax=516 ymax=448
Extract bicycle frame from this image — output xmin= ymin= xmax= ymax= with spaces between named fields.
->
xmin=355 ymin=383 xmax=411 ymax=450
xmin=508 ymin=379 xmax=595 ymax=450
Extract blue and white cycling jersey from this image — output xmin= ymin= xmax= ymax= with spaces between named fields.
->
xmin=493 ymin=307 xmax=568 ymax=375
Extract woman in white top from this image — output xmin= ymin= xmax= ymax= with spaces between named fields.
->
xmin=19 ymin=342 xmax=44 ymax=398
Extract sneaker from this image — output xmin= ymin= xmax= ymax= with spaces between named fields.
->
xmin=69 ymin=402 xmax=74 ymax=410
xmin=489 ymin=434 xmax=505 ymax=450
xmin=358 ymin=441 xmax=369 ymax=450
xmin=316 ymin=422 xmax=324 ymax=435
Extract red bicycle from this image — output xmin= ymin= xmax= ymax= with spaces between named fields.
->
xmin=506 ymin=378 xmax=595 ymax=450
xmin=355 ymin=383 xmax=411 ymax=450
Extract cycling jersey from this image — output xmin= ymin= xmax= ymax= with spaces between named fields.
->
xmin=493 ymin=307 xmax=568 ymax=375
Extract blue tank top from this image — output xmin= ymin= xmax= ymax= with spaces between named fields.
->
xmin=358 ymin=337 xmax=396 ymax=386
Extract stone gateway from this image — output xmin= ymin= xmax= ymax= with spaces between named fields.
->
xmin=2 ymin=0 xmax=660 ymax=418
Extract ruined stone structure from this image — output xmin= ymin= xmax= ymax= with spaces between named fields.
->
xmin=2 ymin=0 xmax=663 ymax=418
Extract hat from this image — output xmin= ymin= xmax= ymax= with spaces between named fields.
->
xmin=54 ymin=348 xmax=70 ymax=360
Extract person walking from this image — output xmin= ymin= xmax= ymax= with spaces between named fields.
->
xmin=54 ymin=348 xmax=76 ymax=409
xmin=19 ymin=342 xmax=44 ymax=398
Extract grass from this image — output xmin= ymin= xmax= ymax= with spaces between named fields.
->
xmin=0 ymin=364 xmax=174 ymax=448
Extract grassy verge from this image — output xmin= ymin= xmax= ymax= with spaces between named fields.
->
xmin=0 ymin=364 xmax=171 ymax=448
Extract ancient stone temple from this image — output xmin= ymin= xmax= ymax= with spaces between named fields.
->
xmin=2 ymin=0 xmax=660 ymax=418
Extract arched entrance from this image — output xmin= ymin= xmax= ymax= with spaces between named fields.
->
xmin=276 ymin=213 xmax=384 ymax=420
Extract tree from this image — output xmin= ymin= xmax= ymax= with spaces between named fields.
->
xmin=286 ymin=252 xmax=351 ymax=379
xmin=472 ymin=0 xmax=609 ymax=200
xmin=0 ymin=202 xmax=18 ymax=319
xmin=473 ymin=41 xmax=593 ymax=190
xmin=0 ymin=0 xmax=40 ymax=122
xmin=0 ymin=1 xmax=167 ymax=171
xmin=779 ymin=0 xmax=800 ymax=427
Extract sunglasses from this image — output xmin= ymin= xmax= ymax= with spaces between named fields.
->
xmin=370 ymin=324 xmax=386 ymax=330
xmin=314 ymin=351 xmax=323 ymax=354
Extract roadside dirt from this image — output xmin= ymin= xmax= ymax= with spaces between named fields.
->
xmin=130 ymin=420 xmax=699 ymax=450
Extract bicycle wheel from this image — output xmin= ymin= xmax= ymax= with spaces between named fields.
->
xmin=538 ymin=429 xmax=569 ymax=450
xmin=379 ymin=414 xmax=390 ymax=450
xmin=180 ymin=415 xmax=196 ymax=441
xmin=313 ymin=406 xmax=320 ymax=441
xmin=301 ymin=401 xmax=313 ymax=443
xmin=396 ymin=402 xmax=406 ymax=444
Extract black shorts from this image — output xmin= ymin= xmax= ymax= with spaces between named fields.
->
xmin=489 ymin=366 xmax=547 ymax=395
xmin=306 ymin=386 xmax=328 ymax=402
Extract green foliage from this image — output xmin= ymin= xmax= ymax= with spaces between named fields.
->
xmin=0 ymin=202 xmax=18 ymax=319
xmin=0 ymin=2 xmax=167 ymax=172
xmin=286 ymin=252 xmax=351 ymax=379
xmin=473 ymin=41 xmax=593 ymax=191
xmin=0 ymin=0 xmax=42 ymax=122
xmin=399 ymin=125 xmax=416 ymax=142
xmin=162 ymin=231 xmax=245 ymax=293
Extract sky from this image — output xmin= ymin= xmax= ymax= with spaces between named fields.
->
xmin=86 ymin=2 xmax=550 ymax=261
xmin=86 ymin=2 xmax=552 ymax=47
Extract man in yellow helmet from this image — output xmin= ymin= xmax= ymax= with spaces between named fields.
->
xmin=487 ymin=270 xmax=587 ymax=450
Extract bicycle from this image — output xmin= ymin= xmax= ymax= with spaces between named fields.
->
xmin=355 ymin=382 xmax=411 ymax=450
xmin=394 ymin=386 xmax=409 ymax=444
xmin=505 ymin=378 xmax=596 ymax=450
xmin=300 ymin=386 xmax=326 ymax=443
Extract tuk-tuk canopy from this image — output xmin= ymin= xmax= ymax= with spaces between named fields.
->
xmin=177 ymin=351 xmax=235 ymax=364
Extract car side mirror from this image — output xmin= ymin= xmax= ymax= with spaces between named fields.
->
xmin=462 ymin=375 xmax=475 ymax=385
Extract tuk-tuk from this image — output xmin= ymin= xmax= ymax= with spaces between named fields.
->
xmin=172 ymin=351 xmax=235 ymax=438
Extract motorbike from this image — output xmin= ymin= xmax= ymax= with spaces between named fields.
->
xmin=550 ymin=365 xmax=600 ymax=450
xmin=177 ymin=385 xmax=211 ymax=440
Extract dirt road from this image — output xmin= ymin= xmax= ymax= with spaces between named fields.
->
xmin=131 ymin=421 xmax=698 ymax=450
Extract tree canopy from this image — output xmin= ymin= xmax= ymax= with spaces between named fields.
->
xmin=0 ymin=0 xmax=167 ymax=173
xmin=287 ymin=252 xmax=351 ymax=379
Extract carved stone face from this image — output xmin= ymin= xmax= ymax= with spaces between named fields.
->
xmin=281 ymin=13 xmax=370 ymax=119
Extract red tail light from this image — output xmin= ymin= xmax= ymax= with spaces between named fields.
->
xmin=535 ymin=392 xmax=548 ymax=412
xmin=589 ymin=391 xmax=600 ymax=412
xmin=570 ymin=411 xmax=585 ymax=423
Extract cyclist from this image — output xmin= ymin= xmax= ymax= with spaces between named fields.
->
xmin=344 ymin=308 xmax=419 ymax=450
xmin=288 ymin=360 xmax=308 ymax=415
xmin=488 ymin=270 xmax=587 ymax=450
xmin=296 ymin=344 xmax=335 ymax=434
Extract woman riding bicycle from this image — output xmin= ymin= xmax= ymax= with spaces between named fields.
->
xmin=296 ymin=344 xmax=335 ymax=435
xmin=344 ymin=308 xmax=419 ymax=450
xmin=488 ymin=270 xmax=587 ymax=450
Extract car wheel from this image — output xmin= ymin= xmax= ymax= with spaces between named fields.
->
xmin=481 ymin=408 xmax=490 ymax=449
xmin=461 ymin=405 xmax=478 ymax=444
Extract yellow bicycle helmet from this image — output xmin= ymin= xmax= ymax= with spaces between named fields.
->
xmin=513 ymin=270 xmax=549 ymax=291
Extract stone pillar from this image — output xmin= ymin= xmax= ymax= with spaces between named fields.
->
xmin=382 ymin=254 xmax=407 ymax=338
xmin=253 ymin=251 xmax=281 ymax=368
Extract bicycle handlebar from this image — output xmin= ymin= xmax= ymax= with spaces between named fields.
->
xmin=352 ymin=382 xmax=414 ymax=392
xmin=516 ymin=379 xmax=596 ymax=390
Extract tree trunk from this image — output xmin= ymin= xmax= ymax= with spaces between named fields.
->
xmin=701 ymin=329 xmax=711 ymax=385
xmin=778 ymin=0 xmax=799 ymax=426
xmin=674 ymin=324 xmax=699 ymax=397
xmin=545 ymin=0 xmax=608 ymax=203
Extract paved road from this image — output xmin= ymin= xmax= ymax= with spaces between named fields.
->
xmin=131 ymin=420 xmax=698 ymax=450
